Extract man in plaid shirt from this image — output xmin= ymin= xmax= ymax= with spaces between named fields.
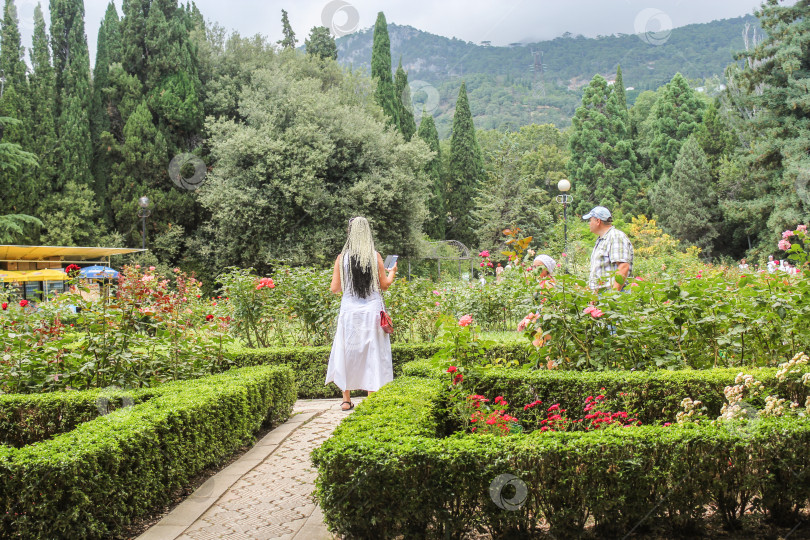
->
xmin=583 ymin=206 xmax=634 ymax=291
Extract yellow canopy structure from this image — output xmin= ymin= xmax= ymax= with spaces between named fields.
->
xmin=0 ymin=270 xmax=26 ymax=283
xmin=0 ymin=245 xmax=144 ymax=265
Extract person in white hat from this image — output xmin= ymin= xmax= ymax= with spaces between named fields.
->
xmin=532 ymin=254 xmax=557 ymax=278
xmin=583 ymin=206 xmax=634 ymax=291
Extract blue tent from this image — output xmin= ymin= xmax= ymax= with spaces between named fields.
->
xmin=79 ymin=265 xmax=120 ymax=279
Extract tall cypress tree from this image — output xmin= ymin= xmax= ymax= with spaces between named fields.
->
xmin=371 ymin=12 xmax=398 ymax=129
xmin=90 ymin=2 xmax=121 ymax=207
xmin=417 ymin=109 xmax=443 ymax=239
xmin=50 ymin=0 xmax=93 ymax=187
xmin=394 ymin=59 xmax=416 ymax=140
xmin=614 ymin=64 xmax=627 ymax=112
xmin=278 ymin=9 xmax=296 ymax=49
xmin=120 ymin=0 xmax=148 ymax=84
xmin=28 ymin=3 xmax=57 ymax=206
xmin=446 ymin=82 xmax=483 ymax=247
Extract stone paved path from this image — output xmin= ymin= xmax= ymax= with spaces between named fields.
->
xmin=138 ymin=398 xmax=356 ymax=540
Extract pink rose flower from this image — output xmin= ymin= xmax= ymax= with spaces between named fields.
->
xmin=782 ymin=230 xmax=794 ymax=239
xmin=479 ymin=250 xmax=490 ymax=258
xmin=458 ymin=314 xmax=473 ymax=327
xmin=797 ymin=224 xmax=807 ymax=233
xmin=778 ymin=239 xmax=792 ymax=251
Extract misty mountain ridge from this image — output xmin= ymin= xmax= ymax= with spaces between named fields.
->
xmin=335 ymin=15 xmax=760 ymax=137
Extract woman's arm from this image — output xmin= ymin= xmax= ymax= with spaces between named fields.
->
xmin=330 ymin=254 xmax=342 ymax=294
xmin=377 ymin=252 xmax=397 ymax=291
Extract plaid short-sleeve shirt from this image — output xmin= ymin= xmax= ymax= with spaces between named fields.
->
xmin=588 ymin=226 xmax=634 ymax=290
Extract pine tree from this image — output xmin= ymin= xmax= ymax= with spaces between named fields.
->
xmin=394 ymin=59 xmax=416 ymax=140
xmin=567 ymin=74 xmax=638 ymax=215
xmin=0 ymin=0 xmax=26 ymax=89
xmin=28 ymin=3 xmax=58 ymax=213
xmin=278 ymin=9 xmax=296 ymax=49
xmin=305 ymin=26 xmax=337 ymax=60
xmin=371 ymin=12 xmax=398 ymax=129
xmin=644 ymin=73 xmax=705 ymax=182
xmin=651 ymin=136 xmax=718 ymax=253
xmin=417 ymin=109 xmax=443 ymax=239
xmin=694 ymin=100 xmax=736 ymax=182
xmin=446 ymin=82 xmax=483 ymax=247
xmin=120 ymin=0 xmax=148 ymax=84
xmin=50 ymin=0 xmax=93 ymax=187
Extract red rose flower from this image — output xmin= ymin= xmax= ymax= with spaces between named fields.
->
xmin=205 ymin=314 xmax=214 ymax=321
xmin=1 ymin=302 xmax=6 ymax=310
xmin=19 ymin=299 xmax=28 ymax=308
xmin=446 ymin=366 xmax=457 ymax=374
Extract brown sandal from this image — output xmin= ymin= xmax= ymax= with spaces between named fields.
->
xmin=341 ymin=401 xmax=354 ymax=411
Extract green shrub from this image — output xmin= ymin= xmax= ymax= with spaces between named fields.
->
xmin=229 ymin=342 xmax=532 ymax=398
xmin=0 ymin=365 xmax=297 ymax=539
xmin=313 ymin=369 xmax=810 ymax=538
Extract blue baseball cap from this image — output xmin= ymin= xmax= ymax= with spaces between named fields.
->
xmin=583 ymin=206 xmax=612 ymax=221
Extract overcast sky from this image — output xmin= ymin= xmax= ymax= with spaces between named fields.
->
xmin=14 ymin=0 xmax=765 ymax=65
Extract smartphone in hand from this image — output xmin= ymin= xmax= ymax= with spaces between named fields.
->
xmin=384 ymin=255 xmax=398 ymax=270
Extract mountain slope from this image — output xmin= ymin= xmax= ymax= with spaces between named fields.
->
xmin=336 ymin=15 xmax=759 ymax=137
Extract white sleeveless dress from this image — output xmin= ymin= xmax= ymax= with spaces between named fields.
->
xmin=325 ymin=255 xmax=394 ymax=392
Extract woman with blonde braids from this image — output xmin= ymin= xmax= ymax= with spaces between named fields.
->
xmin=326 ymin=217 xmax=397 ymax=410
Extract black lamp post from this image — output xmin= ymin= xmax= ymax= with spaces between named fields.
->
xmin=555 ymin=179 xmax=572 ymax=272
xmin=137 ymin=196 xmax=152 ymax=250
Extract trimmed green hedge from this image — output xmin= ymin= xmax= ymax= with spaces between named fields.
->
xmin=0 ymin=365 xmax=297 ymax=539
xmin=313 ymin=369 xmax=810 ymax=538
xmin=229 ymin=342 xmax=532 ymax=398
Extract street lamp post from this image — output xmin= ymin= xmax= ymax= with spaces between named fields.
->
xmin=137 ymin=196 xmax=152 ymax=250
xmin=555 ymin=179 xmax=572 ymax=272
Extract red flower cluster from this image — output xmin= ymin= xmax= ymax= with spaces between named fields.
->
xmin=19 ymin=299 xmax=28 ymax=308
xmin=582 ymin=395 xmax=640 ymax=430
xmin=1 ymin=302 xmax=6 ymax=310
xmin=65 ymin=264 xmax=81 ymax=278
xmin=256 ymin=277 xmax=275 ymax=290
xmin=523 ymin=399 xmax=543 ymax=411
xmin=205 ymin=314 xmax=214 ymax=321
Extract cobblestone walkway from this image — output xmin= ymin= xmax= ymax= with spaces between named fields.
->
xmin=138 ymin=399 xmax=354 ymax=540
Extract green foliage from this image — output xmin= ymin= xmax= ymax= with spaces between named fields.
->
xmin=197 ymin=52 xmax=431 ymax=271
xmin=304 ymin=26 xmax=337 ymax=61
xmin=447 ymin=82 xmax=484 ymax=248
xmin=0 ymin=365 xmax=296 ymax=539
xmin=371 ymin=12 xmax=399 ymax=129
xmin=0 ymin=213 xmax=42 ymax=243
xmin=652 ymin=136 xmax=719 ymax=253
xmin=37 ymin=181 xmax=102 ymax=246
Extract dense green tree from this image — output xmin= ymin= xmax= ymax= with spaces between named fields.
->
xmin=473 ymin=129 xmax=554 ymax=248
xmin=394 ymin=59 xmax=416 ymax=140
xmin=50 ymin=0 xmax=93 ymax=187
xmin=304 ymin=26 xmax=337 ymax=60
xmin=0 ymin=213 xmax=42 ymax=242
xmin=0 ymin=115 xmax=38 ymax=214
xmin=371 ymin=12 xmax=398 ymax=129
xmin=642 ymin=73 xmax=705 ymax=182
xmin=417 ymin=110 xmax=443 ymax=239
xmin=738 ymin=0 xmax=810 ymax=237
xmin=446 ymin=81 xmax=484 ymax=247
xmin=38 ymin=181 xmax=102 ymax=245
xmin=105 ymin=100 xmax=169 ymax=243
xmin=694 ymin=99 xmax=736 ymax=181
xmin=278 ymin=9 xmax=296 ymax=50
xmin=196 ymin=53 xmax=430 ymax=272
xmin=567 ymin=74 xmax=638 ymax=215
xmin=651 ymin=136 xmax=718 ymax=253
xmin=119 ymin=0 xmax=148 ymax=82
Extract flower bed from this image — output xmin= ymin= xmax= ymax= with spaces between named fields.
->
xmin=0 ymin=365 xmax=296 ymax=539
xmin=313 ymin=364 xmax=810 ymax=538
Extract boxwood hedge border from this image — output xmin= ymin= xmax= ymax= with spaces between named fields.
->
xmin=0 ymin=365 xmax=297 ymax=539
xmin=313 ymin=366 xmax=810 ymax=538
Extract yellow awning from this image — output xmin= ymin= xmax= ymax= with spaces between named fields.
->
xmin=0 ymin=245 xmax=144 ymax=264
xmin=0 ymin=269 xmax=68 ymax=283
